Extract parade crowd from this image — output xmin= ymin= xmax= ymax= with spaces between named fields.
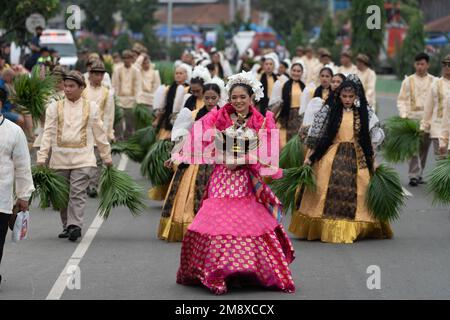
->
xmin=1 ymin=31 xmax=449 ymax=294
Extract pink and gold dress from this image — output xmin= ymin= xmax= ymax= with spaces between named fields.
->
xmin=173 ymin=103 xmax=296 ymax=295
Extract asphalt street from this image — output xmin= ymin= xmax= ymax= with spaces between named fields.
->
xmin=1 ymin=94 xmax=449 ymax=300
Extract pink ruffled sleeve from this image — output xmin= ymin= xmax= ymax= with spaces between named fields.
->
xmin=171 ymin=108 xmax=219 ymax=164
xmin=249 ymin=111 xmax=283 ymax=178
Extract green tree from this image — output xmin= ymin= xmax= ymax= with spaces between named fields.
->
xmin=0 ymin=0 xmax=60 ymax=45
xmin=79 ymin=0 xmax=158 ymax=35
xmin=395 ymin=14 xmax=425 ymax=79
xmin=257 ymin=0 xmax=324 ymax=40
xmin=216 ymin=28 xmax=226 ymax=51
xmin=429 ymin=45 xmax=450 ymax=77
xmin=394 ymin=0 xmax=421 ymax=24
xmin=316 ymin=16 xmax=336 ymax=50
xmin=288 ymin=21 xmax=305 ymax=56
xmin=118 ymin=0 xmax=158 ymax=33
xmin=79 ymin=0 xmax=118 ymax=35
xmin=113 ymin=33 xmax=133 ymax=54
xmin=142 ymin=23 xmax=165 ymax=60
xmin=350 ymin=0 xmax=386 ymax=66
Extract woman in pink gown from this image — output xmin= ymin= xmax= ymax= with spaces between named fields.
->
xmin=172 ymin=72 xmax=296 ymax=295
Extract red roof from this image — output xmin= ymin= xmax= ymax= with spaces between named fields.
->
xmin=425 ymin=14 xmax=450 ymax=32
xmin=154 ymin=3 xmax=260 ymax=26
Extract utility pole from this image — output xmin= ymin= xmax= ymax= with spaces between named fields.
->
xmin=166 ymin=0 xmax=173 ymax=60
xmin=229 ymin=0 xmax=235 ymax=23
xmin=244 ymin=0 xmax=251 ymax=22
xmin=328 ymin=0 xmax=335 ymax=17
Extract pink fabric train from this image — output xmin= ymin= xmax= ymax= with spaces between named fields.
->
xmin=175 ymin=103 xmax=296 ymax=295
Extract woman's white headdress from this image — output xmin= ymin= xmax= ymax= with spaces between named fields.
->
xmin=191 ymin=65 xmax=212 ymax=83
xmin=225 ymin=71 xmax=264 ymax=102
xmin=264 ymin=52 xmax=280 ymax=73
xmin=205 ymin=76 xmax=228 ymax=104
xmin=177 ymin=63 xmax=193 ymax=83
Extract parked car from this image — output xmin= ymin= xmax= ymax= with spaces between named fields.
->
xmin=40 ymin=29 xmax=78 ymax=69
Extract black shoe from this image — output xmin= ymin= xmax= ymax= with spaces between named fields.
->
xmin=58 ymin=228 xmax=70 ymax=238
xmin=418 ymin=177 xmax=426 ymax=184
xmin=87 ymin=186 xmax=98 ymax=198
xmin=409 ymin=178 xmax=419 ymax=187
xmin=67 ymin=225 xmax=82 ymax=242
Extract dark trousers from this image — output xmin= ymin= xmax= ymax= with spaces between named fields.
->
xmin=0 ymin=213 xmax=10 ymax=265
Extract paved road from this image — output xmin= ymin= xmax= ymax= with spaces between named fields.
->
xmin=1 ymin=94 xmax=449 ymax=300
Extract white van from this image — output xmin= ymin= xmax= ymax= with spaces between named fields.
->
xmin=39 ymin=29 xmax=78 ymax=69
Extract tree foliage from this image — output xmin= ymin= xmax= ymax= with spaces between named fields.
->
xmin=350 ymin=0 xmax=386 ymax=66
xmin=288 ymin=21 xmax=305 ymax=56
xmin=0 ymin=0 xmax=60 ymax=45
xmin=79 ymin=0 xmax=158 ymax=34
xmin=257 ymin=0 xmax=324 ymax=39
xmin=395 ymin=13 xmax=425 ymax=79
xmin=316 ymin=15 xmax=336 ymax=51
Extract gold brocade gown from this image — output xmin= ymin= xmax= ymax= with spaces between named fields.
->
xmin=276 ymin=81 xmax=303 ymax=150
xmin=289 ymin=110 xmax=393 ymax=243
xmin=147 ymin=128 xmax=172 ymax=201
xmin=157 ymin=106 xmax=212 ymax=241
xmin=148 ymin=86 xmax=192 ymax=201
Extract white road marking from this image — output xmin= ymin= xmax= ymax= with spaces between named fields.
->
xmin=402 ymin=187 xmax=413 ymax=197
xmin=46 ymin=154 xmax=129 ymax=300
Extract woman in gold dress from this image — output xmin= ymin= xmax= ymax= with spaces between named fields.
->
xmin=148 ymin=64 xmax=190 ymax=200
xmin=289 ymin=74 xmax=393 ymax=243
xmin=269 ymin=62 xmax=306 ymax=149
xmin=158 ymin=82 xmax=223 ymax=241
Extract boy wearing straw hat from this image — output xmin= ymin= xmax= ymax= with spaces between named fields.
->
xmin=397 ymin=53 xmax=437 ymax=187
xmin=37 ymin=71 xmax=112 ymax=241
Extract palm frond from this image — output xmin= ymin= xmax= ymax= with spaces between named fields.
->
xmin=134 ymin=103 xmax=155 ymax=130
xmin=427 ymin=156 xmax=450 ymax=205
xmin=140 ymin=139 xmax=174 ymax=186
xmin=130 ymin=126 xmax=157 ymax=162
xmin=279 ymin=135 xmax=305 ymax=169
xmin=103 ymin=59 xmax=113 ymax=76
xmin=111 ymin=141 xmax=143 ymax=163
xmin=366 ymin=164 xmax=405 ymax=222
xmin=98 ymin=166 xmax=147 ymax=220
xmin=31 ymin=166 xmax=69 ymax=210
xmin=381 ymin=117 xmax=422 ymax=163
xmin=12 ymin=67 xmax=55 ymax=124
xmin=114 ymin=95 xmax=124 ymax=127
xmin=270 ymin=165 xmax=316 ymax=214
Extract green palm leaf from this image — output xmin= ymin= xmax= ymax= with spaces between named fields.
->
xmin=279 ymin=135 xmax=305 ymax=169
xmin=366 ymin=164 xmax=405 ymax=222
xmin=31 ymin=166 xmax=69 ymax=210
xmin=12 ymin=67 xmax=55 ymax=124
xmin=98 ymin=166 xmax=147 ymax=220
xmin=111 ymin=141 xmax=143 ymax=163
xmin=427 ymin=156 xmax=450 ymax=205
xmin=270 ymin=165 xmax=316 ymax=214
xmin=382 ymin=117 xmax=422 ymax=163
xmin=114 ymin=95 xmax=124 ymax=127
xmin=134 ymin=103 xmax=155 ymax=130
xmin=140 ymin=139 xmax=174 ymax=186
xmin=111 ymin=126 xmax=157 ymax=163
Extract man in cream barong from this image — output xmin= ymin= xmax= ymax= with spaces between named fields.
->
xmin=37 ymin=71 xmax=112 ymax=242
xmin=112 ymin=49 xmax=142 ymax=140
xmin=422 ymin=54 xmax=450 ymax=158
xmin=0 ymin=87 xmax=34 ymax=286
xmin=397 ymin=52 xmax=437 ymax=187
xmin=83 ymin=60 xmax=115 ymax=198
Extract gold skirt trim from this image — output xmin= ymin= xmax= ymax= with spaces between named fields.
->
xmin=288 ymin=212 xmax=393 ymax=244
xmin=148 ymin=184 xmax=170 ymax=201
xmin=157 ymin=217 xmax=190 ymax=242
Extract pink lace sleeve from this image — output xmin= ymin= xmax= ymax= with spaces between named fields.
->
xmin=249 ymin=111 xmax=282 ymax=178
xmin=171 ymin=109 xmax=219 ymax=164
